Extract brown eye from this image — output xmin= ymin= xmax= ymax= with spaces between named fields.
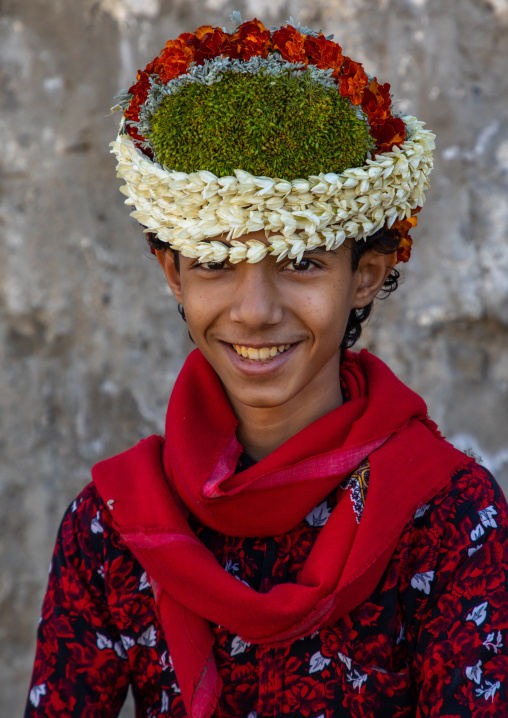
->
xmin=292 ymin=258 xmax=311 ymax=271
xmin=200 ymin=261 xmax=227 ymax=270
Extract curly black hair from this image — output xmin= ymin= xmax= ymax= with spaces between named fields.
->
xmin=146 ymin=226 xmax=400 ymax=349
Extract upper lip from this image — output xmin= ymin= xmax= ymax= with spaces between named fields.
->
xmin=224 ymin=341 xmax=298 ymax=348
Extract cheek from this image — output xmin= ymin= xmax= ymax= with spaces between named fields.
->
xmin=181 ymin=288 xmax=224 ymax=342
xmin=294 ymin=280 xmax=354 ymax=341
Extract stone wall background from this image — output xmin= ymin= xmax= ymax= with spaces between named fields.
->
xmin=1 ymin=0 xmax=507 ymax=714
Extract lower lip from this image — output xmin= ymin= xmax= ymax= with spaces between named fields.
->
xmin=222 ymin=342 xmax=298 ymax=376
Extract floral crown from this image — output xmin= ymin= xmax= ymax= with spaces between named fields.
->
xmin=111 ymin=14 xmax=435 ymax=264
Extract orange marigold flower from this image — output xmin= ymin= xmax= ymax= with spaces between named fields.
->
xmin=189 ymin=26 xmax=230 ymax=65
xmin=157 ymin=38 xmax=195 ymax=82
xmin=361 ymin=79 xmax=392 ymax=124
xmin=304 ymin=35 xmax=344 ymax=74
xmin=272 ymin=25 xmax=307 ymax=64
xmin=339 ymin=57 xmax=368 ymax=105
xmin=396 ymin=234 xmax=413 ymax=263
xmin=193 ymin=25 xmax=214 ymax=40
xmin=370 ymin=116 xmax=407 ymax=153
xmin=393 ymin=212 xmax=419 ymax=263
xmin=229 ymin=18 xmax=271 ymax=60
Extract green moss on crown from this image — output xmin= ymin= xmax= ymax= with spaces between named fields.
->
xmin=148 ymin=70 xmax=373 ymax=179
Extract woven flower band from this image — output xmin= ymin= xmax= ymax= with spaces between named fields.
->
xmin=112 ymin=16 xmax=435 ymax=264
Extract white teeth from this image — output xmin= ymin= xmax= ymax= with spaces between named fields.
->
xmin=232 ymin=344 xmax=292 ymax=361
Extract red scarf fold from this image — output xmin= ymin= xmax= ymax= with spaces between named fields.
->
xmin=93 ymin=349 xmax=471 ymax=718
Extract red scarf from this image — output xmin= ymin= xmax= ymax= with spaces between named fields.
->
xmin=93 ymin=349 xmax=471 ymax=718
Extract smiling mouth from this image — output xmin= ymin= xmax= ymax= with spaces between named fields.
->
xmin=231 ymin=344 xmax=292 ymax=361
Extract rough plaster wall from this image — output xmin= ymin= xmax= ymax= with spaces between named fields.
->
xmin=1 ymin=0 xmax=507 ymax=714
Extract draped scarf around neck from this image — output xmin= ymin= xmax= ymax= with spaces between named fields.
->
xmin=93 ymin=349 xmax=472 ymax=718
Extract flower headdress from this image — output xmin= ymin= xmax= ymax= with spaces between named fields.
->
xmin=111 ymin=14 xmax=435 ymax=264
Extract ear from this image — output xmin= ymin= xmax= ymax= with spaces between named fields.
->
xmin=155 ymin=250 xmax=183 ymax=304
xmin=352 ymin=250 xmax=397 ymax=309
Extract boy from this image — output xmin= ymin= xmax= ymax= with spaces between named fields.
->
xmin=26 ymin=16 xmax=508 ymax=718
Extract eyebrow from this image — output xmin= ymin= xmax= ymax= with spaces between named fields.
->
xmin=301 ymin=246 xmax=338 ymax=256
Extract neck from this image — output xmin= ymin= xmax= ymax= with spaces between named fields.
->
xmin=228 ymin=356 xmax=344 ymax=461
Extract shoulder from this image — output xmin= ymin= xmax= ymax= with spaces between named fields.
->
xmin=54 ymin=482 xmax=123 ymax=564
xmin=399 ymin=462 xmax=508 ymax=605
xmin=411 ymin=461 xmax=508 ymax=540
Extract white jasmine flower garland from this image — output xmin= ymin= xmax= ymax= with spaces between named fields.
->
xmin=111 ymin=115 xmax=435 ymax=264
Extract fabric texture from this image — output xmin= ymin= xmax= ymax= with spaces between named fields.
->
xmin=25 ymin=462 xmax=508 ymax=717
xmin=92 ymin=348 xmax=472 ymax=718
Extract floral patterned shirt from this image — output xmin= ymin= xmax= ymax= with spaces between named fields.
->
xmin=25 ymin=461 xmax=508 ymax=717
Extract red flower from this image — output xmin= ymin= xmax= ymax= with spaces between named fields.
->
xmin=370 ymin=116 xmax=407 ymax=153
xmin=229 ymin=19 xmax=271 ymax=60
xmin=125 ymin=70 xmax=151 ymax=125
xmin=272 ymin=25 xmax=308 ymax=64
xmin=449 ymin=620 xmax=484 ymax=664
xmin=392 ymin=213 xmax=418 ymax=263
xmin=41 ymin=680 xmax=77 ymax=718
xmin=320 ymin=616 xmax=358 ymax=657
xmin=361 ymin=79 xmax=392 ymax=124
xmin=190 ymin=26 xmax=230 ymax=65
xmin=304 ymin=34 xmax=344 ymax=75
xmin=282 ymin=676 xmax=328 ymax=716
xmin=461 ymin=540 xmax=507 ymax=599
xmin=350 ymin=600 xmax=383 ymax=627
xmin=339 ymin=56 xmax=368 ymax=105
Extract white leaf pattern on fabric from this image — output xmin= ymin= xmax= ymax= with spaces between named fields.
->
xmin=29 ymin=684 xmax=46 ymax=707
xmin=337 ymin=651 xmax=352 ymax=670
xmin=479 ymin=505 xmax=498 ymax=529
xmin=476 ymin=680 xmax=501 ymax=702
xmin=468 ymin=545 xmax=482 ymax=557
xmin=114 ymin=641 xmax=128 ymax=659
xmin=414 ymin=503 xmax=430 ymax=519
xmin=96 ymin=632 xmax=113 ymax=650
xmin=171 ymin=681 xmax=181 ymax=695
xmin=309 ymin=650 xmax=332 ymax=674
xmin=160 ymin=650 xmax=174 ymax=671
xmin=234 ymin=574 xmax=251 ymax=587
xmin=139 ymin=571 xmax=151 ymax=591
xmin=483 ymin=631 xmax=503 ymax=654
xmin=91 ymin=511 xmax=104 ymax=534
xmin=247 ymin=712 xmax=257 ymax=718
xmin=231 ymin=635 xmax=251 ymax=656
xmin=71 ymin=500 xmax=78 ymax=512
xmin=161 ymin=690 xmax=169 ymax=712
xmin=396 ymin=623 xmax=406 ymax=645
xmin=306 ymin=500 xmax=332 ymax=527
xmin=224 ymin=558 xmax=240 ymax=574
xmin=410 ymin=571 xmax=435 ymax=594
xmin=346 ymin=669 xmax=368 ymax=692
xmin=470 ymin=524 xmax=485 ymax=542
xmin=138 ymin=625 xmax=157 ymax=647
xmin=121 ymin=634 xmax=136 ymax=651
xmin=465 ymin=659 xmax=483 ymax=684
xmin=466 ymin=601 xmax=488 ymax=626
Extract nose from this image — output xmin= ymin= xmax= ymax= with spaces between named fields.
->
xmin=229 ymin=262 xmax=284 ymax=329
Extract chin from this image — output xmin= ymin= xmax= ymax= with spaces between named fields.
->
xmin=227 ymin=385 xmax=296 ymax=410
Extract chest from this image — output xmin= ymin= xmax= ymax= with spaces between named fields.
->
xmin=107 ymin=519 xmax=419 ymax=718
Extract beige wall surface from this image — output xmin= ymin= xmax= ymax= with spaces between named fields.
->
xmin=1 ymin=0 xmax=507 ymax=714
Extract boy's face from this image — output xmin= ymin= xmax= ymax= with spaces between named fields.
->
xmin=157 ymin=230 xmax=393 ymax=413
